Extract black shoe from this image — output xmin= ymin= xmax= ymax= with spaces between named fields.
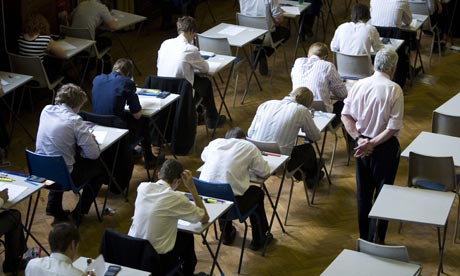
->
xmin=259 ymin=53 xmax=268 ymax=76
xmin=144 ymin=153 xmax=166 ymax=169
xmin=249 ymin=232 xmax=273 ymax=251
xmin=222 ymin=225 xmax=237 ymax=245
xmin=206 ymin=115 xmax=226 ymax=129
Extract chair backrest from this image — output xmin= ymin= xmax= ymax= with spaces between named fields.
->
xmin=356 ymin=238 xmax=410 ymax=263
xmin=79 ymin=110 xmax=127 ymax=129
xmin=245 ymin=137 xmax=281 ymax=154
xmin=196 ymin=34 xmax=232 ymax=56
xmin=24 ymin=149 xmax=78 ymax=193
xmin=99 ymin=228 xmax=162 ymax=275
xmin=432 ymin=112 xmax=460 ymax=138
xmin=60 ymin=25 xmax=93 ymax=40
xmin=408 ymin=1 xmax=429 ymax=16
xmin=8 ymin=53 xmax=51 ymax=89
xmin=408 ymin=151 xmax=456 ymax=192
xmin=334 ymin=51 xmax=373 ymax=80
xmin=236 ymin=12 xmax=272 ymax=46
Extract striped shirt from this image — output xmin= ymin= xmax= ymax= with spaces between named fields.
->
xmin=17 ymin=35 xmax=51 ymax=61
xmin=291 ymin=55 xmax=348 ymax=113
xmin=248 ymin=97 xmax=321 ymax=155
xmin=370 ymin=0 xmax=412 ymax=28
xmin=331 ymin=22 xmax=385 ymax=56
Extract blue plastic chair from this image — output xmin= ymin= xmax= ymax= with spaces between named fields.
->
xmin=193 ymin=177 xmax=259 ymax=274
xmin=24 ymin=149 xmax=102 ymax=225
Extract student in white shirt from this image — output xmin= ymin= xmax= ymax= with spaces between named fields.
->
xmin=128 ymin=160 xmax=209 ymax=276
xmin=200 ymin=127 xmax=271 ymax=250
xmin=26 ymin=223 xmax=87 ymax=276
xmin=369 ymin=0 xmax=412 ymax=29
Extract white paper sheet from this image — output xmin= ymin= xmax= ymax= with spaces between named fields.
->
xmin=56 ymin=40 xmax=77 ymax=51
xmin=138 ymin=97 xmax=162 ymax=110
xmin=86 ymin=255 xmax=106 ymax=276
xmin=0 ymin=183 xmax=27 ymax=202
xmin=92 ymin=130 xmax=107 ymax=145
xmin=218 ymin=25 xmax=246 ymax=36
xmin=1 ymin=79 xmax=9 ymax=85
xmin=178 ymin=220 xmax=191 ymax=226
xmin=281 ymin=6 xmax=300 ymax=15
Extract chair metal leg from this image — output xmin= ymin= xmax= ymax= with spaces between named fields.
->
xmin=453 ymin=194 xmax=459 ymax=243
xmin=328 ymin=132 xmax=339 ymax=177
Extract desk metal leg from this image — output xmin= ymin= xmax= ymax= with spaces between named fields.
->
xmin=2 ymin=93 xmax=36 ymax=142
xmin=211 ymin=62 xmax=234 ymax=138
xmin=437 ymin=222 xmax=448 ymax=276
xmin=241 ymin=47 xmax=264 ymax=104
xmin=325 ymin=0 xmax=337 ymax=30
xmin=113 ymin=22 xmax=144 ymax=76
xmin=292 ymin=12 xmax=308 ymax=64
xmin=24 ymin=191 xmax=50 ymax=256
xmin=311 ymin=130 xmax=332 ymax=204
xmin=207 ymin=216 xmax=231 ymax=276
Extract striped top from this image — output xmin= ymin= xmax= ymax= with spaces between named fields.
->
xmin=18 ymin=35 xmax=51 ymax=61
xmin=370 ymin=0 xmax=412 ymax=28
xmin=291 ymin=55 xmax=348 ymax=113
xmin=248 ymin=97 xmax=321 ymax=155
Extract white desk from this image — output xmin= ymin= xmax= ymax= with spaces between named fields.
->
xmin=378 ymin=38 xmax=405 ymax=52
xmin=321 ymin=249 xmax=421 ymax=276
xmin=128 ymin=92 xmax=180 ymax=118
xmin=369 ymin=184 xmax=455 ymax=276
xmin=279 ymin=0 xmax=312 ymax=61
xmin=178 ymin=194 xmax=233 ymax=275
xmin=434 ymin=92 xmax=460 ymax=117
xmin=111 ymin=9 xmax=147 ymax=75
xmin=401 ymin=131 xmax=460 ymax=166
xmin=201 ymin=23 xmax=268 ymax=104
xmin=205 ymin=54 xmax=236 ymax=137
xmin=401 ymin=14 xmax=430 ymax=76
xmin=0 ymin=71 xmax=33 ymax=96
xmin=54 ymin=36 xmax=95 ymax=59
xmin=73 ymin=256 xmax=151 ymax=276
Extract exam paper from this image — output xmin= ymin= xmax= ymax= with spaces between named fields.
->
xmin=1 ymin=79 xmax=9 ymax=86
xmin=56 ymin=40 xmax=77 ymax=50
xmin=138 ymin=96 xmax=161 ymax=110
xmin=281 ymin=6 xmax=300 ymax=15
xmin=0 ymin=183 xmax=27 ymax=202
xmin=86 ymin=255 xmax=106 ymax=276
xmin=218 ymin=25 xmax=246 ymax=36
xmin=92 ymin=130 xmax=107 ymax=145
xmin=178 ymin=220 xmax=191 ymax=226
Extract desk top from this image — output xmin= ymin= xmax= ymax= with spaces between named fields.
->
xmin=205 ymin=54 xmax=236 ymax=76
xmin=279 ymin=0 xmax=311 ymax=18
xmin=378 ymin=38 xmax=405 ymax=52
xmin=201 ymin=23 xmax=268 ymax=48
xmin=369 ymin=184 xmax=455 ymax=227
xmin=54 ymin=36 xmax=95 ymax=59
xmin=111 ymin=9 xmax=147 ymax=30
xmin=126 ymin=91 xmax=180 ymax=117
xmin=298 ymin=112 xmax=335 ymax=138
xmin=401 ymin=131 xmax=460 ymax=167
xmin=401 ymin=14 xmax=429 ymax=32
xmin=434 ymin=92 xmax=460 ymax=117
xmin=178 ymin=195 xmax=233 ymax=234
xmin=0 ymin=170 xmax=45 ymax=209
xmin=91 ymin=124 xmax=129 ymax=152
xmin=73 ymin=256 xmax=151 ymax=276
xmin=0 ymin=71 xmax=33 ymax=96
xmin=321 ymin=249 xmax=421 ymax=276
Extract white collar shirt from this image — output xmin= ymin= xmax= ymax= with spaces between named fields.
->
xmin=342 ymin=71 xmax=404 ymax=138
xmin=128 ymin=180 xmax=205 ymax=254
xmin=200 ymin=138 xmax=270 ymax=196
xmin=239 ymin=0 xmax=283 ymax=32
xmin=157 ymin=34 xmax=209 ymax=86
xmin=370 ymin=0 xmax=412 ymax=28
xmin=330 ymin=22 xmax=385 ymax=56
xmin=35 ymin=104 xmax=100 ymax=173
xmin=25 ymin=253 xmax=85 ymax=276
xmin=248 ymin=97 xmax=321 ymax=155
xmin=291 ymin=55 xmax=348 ymax=113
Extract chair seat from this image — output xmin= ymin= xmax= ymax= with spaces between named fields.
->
xmin=415 ymin=180 xmax=445 ymax=191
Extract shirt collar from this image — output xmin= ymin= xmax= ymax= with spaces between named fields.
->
xmin=373 ymin=70 xmax=391 ymax=79
xmin=308 ymin=55 xmax=321 ymax=63
xmin=156 ymin=179 xmax=172 ymax=189
xmin=177 ymin=34 xmax=190 ymax=44
xmin=50 ymin=252 xmax=73 ymax=264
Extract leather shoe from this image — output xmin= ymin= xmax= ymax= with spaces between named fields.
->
xmin=222 ymin=225 xmax=237 ymax=245
xmin=249 ymin=232 xmax=273 ymax=251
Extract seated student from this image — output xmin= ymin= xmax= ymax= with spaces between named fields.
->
xmin=248 ymin=87 xmax=322 ymax=188
xmin=92 ymin=58 xmax=160 ymax=168
xmin=0 ymin=189 xmax=26 ymax=274
xmin=26 ymin=223 xmax=88 ymax=276
xmin=157 ymin=16 xmax=226 ymax=129
xmin=128 ymin=159 xmax=209 ymax=276
xmin=200 ymin=127 xmax=272 ymax=250
xmin=17 ymin=14 xmax=66 ymax=81
xmin=35 ymin=84 xmax=106 ymax=224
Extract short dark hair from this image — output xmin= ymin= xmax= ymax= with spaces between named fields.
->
xmin=49 ymin=223 xmax=80 ymax=253
xmin=159 ymin=159 xmax=184 ymax=183
xmin=54 ymin=84 xmax=88 ymax=108
xmin=113 ymin=58 xmax=134 ymax=78
xmin=177 ymin=16 xmax=197 ymax=34
xmin=225 ymin=127 xmax=246 ymax=139
xmin=351 ymin=3 xmax=370 ymax=23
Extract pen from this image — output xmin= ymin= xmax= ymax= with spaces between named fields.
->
xmin=0 ymin=177 xmax=13 ymax=182
xmin=262 ymin=151 xmax=281 ymax=157
xmin=205 ymin=198 xmax=224 ymax=203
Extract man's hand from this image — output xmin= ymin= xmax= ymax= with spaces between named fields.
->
xmin=354 ymin=138 xmax=374 ymax=158
xmin=181 ymin=170 xmax=196 ymax=192
xmin=0 ymin=189 xmax=9 ymax=202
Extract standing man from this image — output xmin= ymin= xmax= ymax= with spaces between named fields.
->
xmin=341 ymin=48 xmax=404 ymax=243
xmin=239 ymin=0 xmax=290 ymax=75
xmin=36 ymin=84 xmax=106 ymax=224
xmin=0 ymin=189 xmax=26 ymax=274
xmin=200 ymin=127 xmax=271 ymax=250
xmin=291 ymin=42 xmax=348 ymax=127
xmin=128 ymin=160 xmax=209 ymax=276
xmin=157 ymin=16 xmax=226 ymax=129
xmin=248 ymin=87 xmax=322 ymax=188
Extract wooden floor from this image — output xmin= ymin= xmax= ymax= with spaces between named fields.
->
xmin=2 ymin=0 xmax=460 ymax=275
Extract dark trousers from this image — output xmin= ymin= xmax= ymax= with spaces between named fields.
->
xmin=262 ymin=26 xmax=291 ymax=57
xmin=332 ymin=100 xmax=344 ymax=128
xmin=126 ymin=115 xmax=154 ymax=159
xmin=287 ymin=143 xmax=318 ymax=182
xmin=356 ymin=136 xmax=400 ymax=243
xmin=46 ymin=156 xmax=105 ymax=217
xmin=0 ymin=209 xmax=25 ymax=272
xmin=220 ymin=186 xmax=269 ymax=242
xmin=159 ymin=231 xmax=197 ymax=276
xmin=193 ymin=75 xmax=218 ymax=120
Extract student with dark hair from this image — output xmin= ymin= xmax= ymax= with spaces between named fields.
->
xmin=128 ymin=159 xmax=209 ymax=276
xmin=200 ymin=127 xmax=271 ymax=250
xmin=26 ymin=223 xmax=86 ymax=275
